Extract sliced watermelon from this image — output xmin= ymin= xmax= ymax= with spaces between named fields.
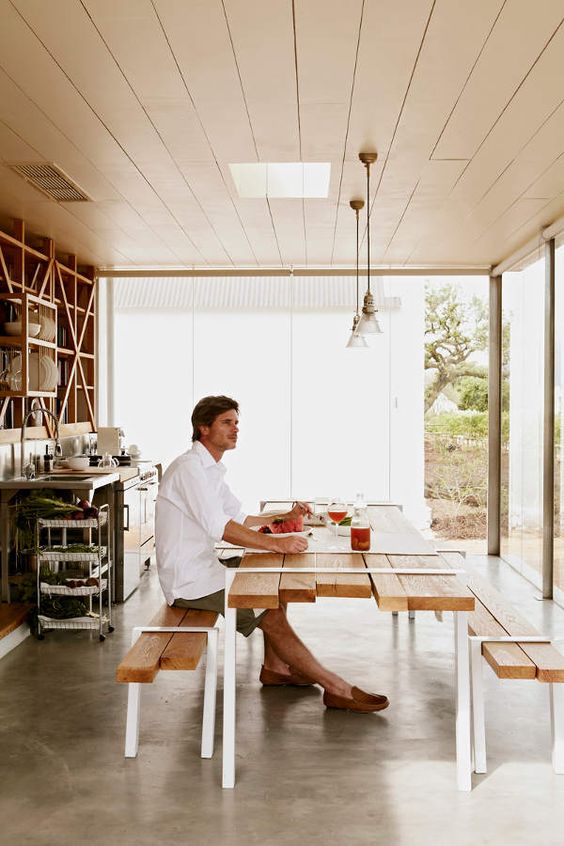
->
xmin=270 ymin=516 xmax=304 ymax=534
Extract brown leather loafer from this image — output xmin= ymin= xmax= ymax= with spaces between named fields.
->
xmin=323 ymin=686 xmax=389 ymax=712
xmin=259 ymin=666 xmax=316 ymax=687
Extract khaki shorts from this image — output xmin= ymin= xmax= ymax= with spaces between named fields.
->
xmin=173 ymin=557 xmax=269 ymax=638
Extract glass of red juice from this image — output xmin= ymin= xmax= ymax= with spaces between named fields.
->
xmin=327 ymin=498 xmax=347 ymax=547
xmin=350 ymin=526 xmax=371 ymax=551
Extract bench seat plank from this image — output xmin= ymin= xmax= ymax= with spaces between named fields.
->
xmin=279 ymin=554 xmax=317 ymax=603
xmin=160 ymin=610 xmax=219 ymax=670
xmin=116 ymin=605 xmax=188 ymax=684
xmin=388 ymin=554 xmax=475 ymax=611
xmin=441 ymin=555 xmax=564 ymax=684
xmin=469 ymin=597 xmax=536 ymax=679
xmin=315 ymin=553 xmax=372 ymax=598
xmin=228 ymin=553 xmax=281 ymax=609
xmin=365 ymin=553 xmax=409 ymax=611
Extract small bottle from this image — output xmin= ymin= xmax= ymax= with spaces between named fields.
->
xmin=43 ymin=445 xmax=52 ymax=473
xmin=350 ymin=504 xmax=371 ymax=552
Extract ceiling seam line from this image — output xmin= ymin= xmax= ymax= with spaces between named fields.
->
xmin=220 ymin=0 xmax=260 ymax=160
xmin=149 ymin=1 xmax=260 ymax=268
xmin=0 ymin=36 xmax=196 ymax=267
xmin=448 ymin=15 xmax=564 ymax=194
xmin=330 ymin=0 xmax=365 ymax=267
xmin=8 ymin=0 xmax=204 ymax=268
xmin=359 ymin=0 xmax=437 ymax=253
xmin=291 ymin=0 xmax=306 ymax=265
xmin=0 ymin=114 xmax=132 ymax=266
xmin=77 ymin=1 xmax=229 ymax=267
xmin=429 ymin=0 xmax=507 ymax=160
xmin=472 ymin=152 xmax=564 ymax=244
xmin=381 ymin=182 xmax=421 ymax=261
xmin=265 ymin=198 xmax=284 ymax=266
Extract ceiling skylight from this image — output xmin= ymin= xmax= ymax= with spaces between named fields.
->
xmin=229 ymin=162 xmax=330 ymax=198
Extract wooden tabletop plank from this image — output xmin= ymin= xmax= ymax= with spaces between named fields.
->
xmin=367 ymin=505 xmax=420 ymax=535
xmin=160 ymin=610 xmax=219 ymax=671
xmin=364 ymin=553 xmax=409 ymax=611
xmin=116 ymin=605 xmax=188 ymax=683
xmin=279 ymin=554 xmax=317 ymax=603
xmin=315 ymin=553 xmax=372 ymax=598
xmin=228 ymin=553 xmax=282 ymax=609
xmin=388 ymin=554 xmax=475 ymax=611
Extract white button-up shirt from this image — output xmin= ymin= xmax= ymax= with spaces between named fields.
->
xmin=155 ymin=441 xmax=246 ymax=604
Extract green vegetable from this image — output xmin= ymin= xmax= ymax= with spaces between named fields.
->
xmin=338 ymin=516 xmax=352 ymax=526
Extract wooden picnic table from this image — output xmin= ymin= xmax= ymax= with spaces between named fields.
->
xmin=221 ymin=503 xmax=475 ymax=792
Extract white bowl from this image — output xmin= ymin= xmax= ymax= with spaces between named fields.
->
xmin=67 ymin=455 xmax=90 ymax=471
xmin=4 ymin=321 xmax=41 ymax=337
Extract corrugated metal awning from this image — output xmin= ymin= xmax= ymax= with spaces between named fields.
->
xmin=113 ymin=276 xmax=398 ymax=310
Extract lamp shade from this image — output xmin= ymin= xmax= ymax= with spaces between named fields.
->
xmin=346 ymin=328 xmax=369 ymax=348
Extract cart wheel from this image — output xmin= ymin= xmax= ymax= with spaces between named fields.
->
xmin=99 ymin=634 xmax=106 ymax=642
xmin=108 ymin=625 xmax=115 ymax=633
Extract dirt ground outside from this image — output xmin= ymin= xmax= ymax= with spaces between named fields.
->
xmin=425 ymin=434 xmax=487 ymax=551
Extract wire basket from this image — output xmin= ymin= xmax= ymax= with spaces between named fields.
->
xmin=38 ymin=546 xmax=107 ymax=562
xmin=38 ymin=614 xmax=108 ymax=631
xmin=40 ymin=579 xmax=107 ymax=596
xmin=38 ymin=512 xmax=108 ymax=529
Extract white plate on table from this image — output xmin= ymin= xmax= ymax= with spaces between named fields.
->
xmin=259 ymin=529 xmax=313 ymax=539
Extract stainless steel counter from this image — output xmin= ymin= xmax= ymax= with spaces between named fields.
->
xmin=0 ymin=471 xmax=120 ymax=491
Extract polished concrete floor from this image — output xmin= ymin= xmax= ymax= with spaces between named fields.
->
xmin=1 ymin=556 xmax=564 ymax=846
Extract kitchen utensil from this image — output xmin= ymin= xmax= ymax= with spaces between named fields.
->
xmin=67 ymin=455 xmax=90 ymax=471
xmin=3 ymin=321 xmax=41 ymax=337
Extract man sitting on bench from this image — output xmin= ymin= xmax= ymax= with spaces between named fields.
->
xmin=155 ymin=394 xmax=389 ymax=713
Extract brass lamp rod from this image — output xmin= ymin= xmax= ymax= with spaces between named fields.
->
xmin=350 ymin=198 xmax=364 ymax=316
xmin=359 ymin=152 xmax=378 ymax=294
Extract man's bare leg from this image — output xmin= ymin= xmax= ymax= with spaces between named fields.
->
xmin=259 ymin=607 xmax=352 ymax=697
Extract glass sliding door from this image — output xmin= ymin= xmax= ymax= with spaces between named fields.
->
xmin=423 ymin=275 xmax=489 ymax=552
xmin=555 ymin=241 xmax=564 ymax=602
xmin=500 ymin=258 xmax=545 ymax=583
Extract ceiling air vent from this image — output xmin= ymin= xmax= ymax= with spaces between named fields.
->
xmin=8 ymin=162 xmax=91 ymax=202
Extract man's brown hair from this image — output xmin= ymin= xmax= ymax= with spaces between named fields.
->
xmin=191 ymin=395 xmax=239 ymax=442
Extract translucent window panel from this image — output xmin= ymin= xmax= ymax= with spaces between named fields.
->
xmin=193 ymin=278 xmax=291 ymax=515
xmin=555 ymin=242 xmax=564 ymax=601
xmin=501 ymin=259 xmax=544 ymax=583
xmin=291 ymin=280 xmax=390 ymax=504
xmin=114 ymin=307 xmax=194 ymax=470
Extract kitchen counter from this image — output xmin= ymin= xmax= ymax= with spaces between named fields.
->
xmin=0 ymin=470 xmax=120 ymax=491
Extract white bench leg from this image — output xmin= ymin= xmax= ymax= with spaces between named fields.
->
xmin=454 ymin=611 xmax=472 ymax=791
xmin=125 ymin=682 xmax=141 ymax=758
xmin=222 ymin=570 xmax=237 ymax=789
xmin=201 ymin=628 xmax=218 ymax=759
xmin=408 ymin=610 xmax=416 ymax=622
xmin=550 ymin=683 xmax=564 ymax=774
xmin=470 ymin=639 xmax=487 ymax=773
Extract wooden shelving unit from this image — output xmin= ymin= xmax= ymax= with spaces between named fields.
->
xmin=0 ymin=219 xmax=97 ymax=430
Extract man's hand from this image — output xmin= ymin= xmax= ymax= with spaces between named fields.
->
xmin=271 ymin=535 xmax=308 ymax=554
xmin=286 ymin=501 xmax=312 ymax=521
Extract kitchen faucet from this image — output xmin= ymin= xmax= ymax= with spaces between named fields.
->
xmin=20 ymin=408 xmax=62 ymax=477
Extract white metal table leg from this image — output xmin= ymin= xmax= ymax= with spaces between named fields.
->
xmin=201 ymin=628 xmax=218 ymax=759
xmin=470 ymin=639 xmax=487 ymax=773
xmin=408 ymin=611 xmax=416 ymax=622
xmin=550 ymin=683 xmax=564 ymax=774
xmin=222 ymin=570 xmax=237 ymax=788
xmin=454 ymin=611 xmax=472 ymax=791
xmin=124 ymin=683 xmax=141 ymax=758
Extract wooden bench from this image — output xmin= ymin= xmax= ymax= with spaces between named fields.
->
xmin=116 ymin=603 xmax=220 ymax=760
xmin=442 ymin=552 xmax=564 ymax=776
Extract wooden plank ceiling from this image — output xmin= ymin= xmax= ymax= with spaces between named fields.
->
xmin=0 ymin=0 xmax=563 ymax=271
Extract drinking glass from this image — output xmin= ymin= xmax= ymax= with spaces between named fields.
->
xmin=327 ymin=497 xmax=348 ymax=546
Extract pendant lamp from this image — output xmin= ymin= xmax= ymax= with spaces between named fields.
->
xmin=346 ymin=198 xmax=368 ymax=348
xmin=357 ymin=151 xmax=382 ymax=335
